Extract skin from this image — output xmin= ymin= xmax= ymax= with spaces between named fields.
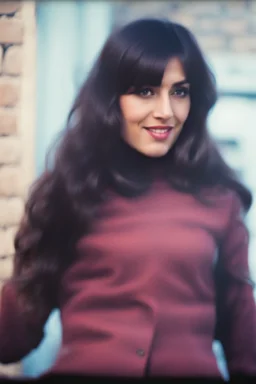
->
xmin=119 ymin=58 xmax=191 ymax=158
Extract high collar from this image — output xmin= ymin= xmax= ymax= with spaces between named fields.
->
xmin=112 ymin=139 xmax=169 ymax=180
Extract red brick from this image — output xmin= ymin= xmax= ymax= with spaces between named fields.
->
xmin=0 ymin=255 xmax=13 ymax=278
xmin=0 ymin=166 xmax=22 ymax=196
xmin=0 ymin=108 xmax=17 ymax=135
xmin=0 ymin=197 xmax=24 ymax=226
xmin=0 ymin=228 xmax=16 ymax=257
xmin=3 ymin=46 xmax=22 ymax=75
xmin=0 ymin=137 xmax=21 ymax=165
xmin=0 ymin=78 xmax=20 ymax=107
xmin=0 ymin=18 xmax=23 ymax=44
xmin=0 ymin=2 xmax=21 ymax=15
xmin=0 ymin=44 xmax=3 ymax=72
xmin=0 ymin=362 xmax=21 ymax=377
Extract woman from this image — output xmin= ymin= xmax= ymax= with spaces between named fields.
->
xmin=0 ymin=18 xmax=255 ymax=379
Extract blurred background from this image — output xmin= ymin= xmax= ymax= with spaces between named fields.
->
xmin=0 ymin=0 xmax=255 ymax=380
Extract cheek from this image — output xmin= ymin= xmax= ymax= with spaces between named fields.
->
xmin=175 ymin=101 xmax=191 ymax=123
xmin=120 ymin=98 xmax=150 ymax=124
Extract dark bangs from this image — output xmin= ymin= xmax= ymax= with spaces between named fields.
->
xmin=170 ymin=22 xmax=217 ymax=113
xmin=115 ymin=19 xmax=186 ymax=94
xmin=112 ymin=18 xmax=217 ymax=114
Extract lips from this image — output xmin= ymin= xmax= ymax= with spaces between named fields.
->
xmin=144 ymin=126 xmax=173 ymax=132
xmin=144 ymin=126 xmax=173 ymax=141
xmin=147 ymin=128 xmax=170 ymax=133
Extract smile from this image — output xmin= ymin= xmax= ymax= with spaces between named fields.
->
xmin=144 ymin=126 xmax=173 ymax=141
xmin=148 ymin=128 xmax=169 ymax=133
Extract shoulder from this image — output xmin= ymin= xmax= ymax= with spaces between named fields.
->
xmin=202 ymin=186 xmax=244 ymax=211
xmin=200 ymin=186 xmax=246 ymax=231
xmin=211 ymin=189 xmax=248 ymax=247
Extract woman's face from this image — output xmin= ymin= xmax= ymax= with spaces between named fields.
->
xmin=119 ymin=58 xmax=191 ymax=158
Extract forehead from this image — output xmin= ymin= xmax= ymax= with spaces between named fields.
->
xmin=161 ymin=58 xmax=186 ymax=87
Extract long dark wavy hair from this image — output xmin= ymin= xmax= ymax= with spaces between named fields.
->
xmin=11 ymin=18 xmax=252 ymax=320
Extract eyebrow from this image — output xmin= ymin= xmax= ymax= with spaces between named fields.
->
xmin=173 ymin=80 xmax=190 ymax=86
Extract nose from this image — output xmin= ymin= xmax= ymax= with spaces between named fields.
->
xmin=153 ymin=95 xmax=174 ymax=120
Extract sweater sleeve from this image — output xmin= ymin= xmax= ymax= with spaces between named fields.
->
xmin=0 ymin=282 xmax=47 ymax=364
xmin=215 ymin=193 xmax=256 ymax=375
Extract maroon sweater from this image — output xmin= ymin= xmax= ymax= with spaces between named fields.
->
xmin=0 ymin=180 xmax=256 ymax=377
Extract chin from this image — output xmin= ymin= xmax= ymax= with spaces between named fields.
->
xmin=142 ymin=145 xmax=171 ymax=158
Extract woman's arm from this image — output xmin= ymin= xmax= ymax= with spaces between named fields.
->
xmin=215 ymin=193 xmax=256 ymax=375
xmin=0 ymin=282 xmax=49 ymax=364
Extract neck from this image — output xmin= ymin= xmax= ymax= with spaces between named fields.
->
xmin=107 ymin=140 xmax=169 ymax=196
xmin=117 ymin=139 xmax=168 ymax=170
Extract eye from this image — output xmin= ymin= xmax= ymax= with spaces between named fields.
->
xmin=136 ymin=87 xmax=154 ymax=97
xmin=171 ymin=86 xmax=190 ymax=98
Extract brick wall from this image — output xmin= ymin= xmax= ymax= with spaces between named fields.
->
xmin=113 ymin=0 xmax=256 ymax=53
xmin=0 ymin=1 xmax=36 ymax=377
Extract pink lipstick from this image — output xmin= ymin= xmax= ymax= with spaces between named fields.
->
xmin=144 ymin=126 xmax=173 ymax=141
